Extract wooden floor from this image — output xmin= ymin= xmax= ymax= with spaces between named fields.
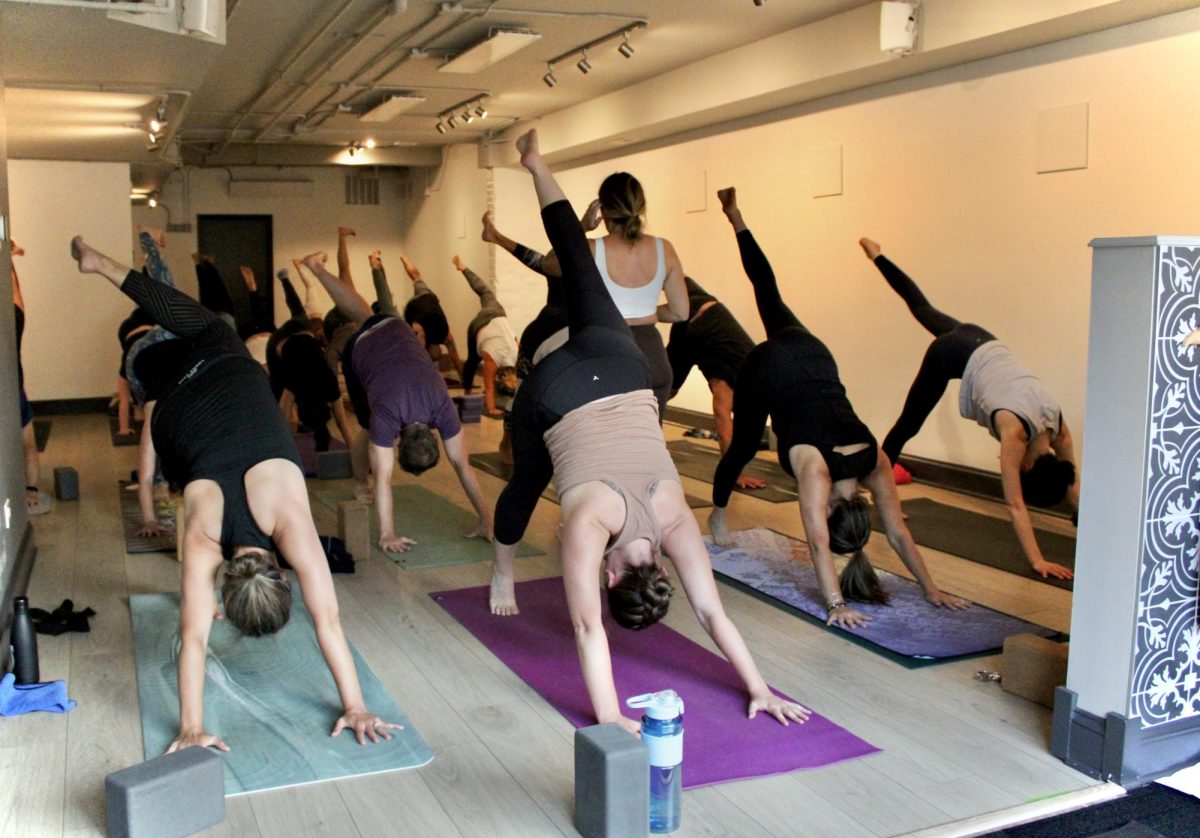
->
xmin=2 ymin=413 xmax=1095 ymax=837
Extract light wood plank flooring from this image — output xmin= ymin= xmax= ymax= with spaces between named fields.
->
xmin=2 ymin=413 xmax=1095 ymax=837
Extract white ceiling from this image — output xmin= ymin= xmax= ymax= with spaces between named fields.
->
xmin=2 ymin=0 xmax=1197 ymax=187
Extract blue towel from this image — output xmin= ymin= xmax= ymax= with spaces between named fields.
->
xmin=0 ymin=673 xmax=76 ymax=715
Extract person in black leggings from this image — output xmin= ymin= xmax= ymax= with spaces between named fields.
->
xmin=71 ymin=235 xmax=399 ymax=754
xmin=665 ymin=277 xmax=766 ymax=490
xmin=860 ymin=237 xmax=1077 ymax=580
xmin=10 ymin=240 xmax=45 ymax=514
xmin=489 ymin=131 xmax=809 ymax=736
xmin=707 ymin=189 xmax=967 ymax=628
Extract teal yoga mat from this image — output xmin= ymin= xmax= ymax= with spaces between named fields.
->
xmin=469 ymin=450 xmax=713 ymax=509
xmin=118 ymin=481 xmax=176 ymax=554
xmin=131 ymin=588 xmax=433 ymax=795
xmin=310 ymin=482 xmax=541 ymax=569
xmin=665 ymin=439 xmax=797 ymax=504
xmin=871 ymin=497 xmax=1075 ymax=591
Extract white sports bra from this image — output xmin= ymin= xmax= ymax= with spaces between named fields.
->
xmin=594 ymin=236 xmax=666 ymax=319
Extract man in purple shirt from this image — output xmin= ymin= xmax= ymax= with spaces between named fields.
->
xmin=302 ymin=250 xmax=492 ymax=552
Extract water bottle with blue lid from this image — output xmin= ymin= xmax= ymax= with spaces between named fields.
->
xmin=627 ymin=689 xmax=684 ymax=834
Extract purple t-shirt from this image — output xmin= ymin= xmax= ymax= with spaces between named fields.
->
xmin=351 ymin=317 xmax=461 ymax=448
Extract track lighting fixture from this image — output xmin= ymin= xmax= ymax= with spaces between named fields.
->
xmin=618 ymin=37 xmax=634 ymax=58
xmin=462 ymin=109 xmax=474 ymax=124
xmin=448 ymin=115 xmax=458 ymax=129
xmin=753 ymin=0 xmax=765 ymax=5
xmin=577 ymin=52 xmax=591 ymax=74
xmin=475 ymin=104 xmax=488 ymax=119
xmin=149 ymin=118 xmax=166 ymax=134
xmin=364 ymin=138 xmax=376 ymax=149
xmin=148 ymin=192 xmax=159 ymax=208
xmin=543 ymin=67 xmax=557 ymax=87
xmin=435 ymin=121 xmax=447 ymax=134
xmin=543 ymin=21 xmax=645 ymax=84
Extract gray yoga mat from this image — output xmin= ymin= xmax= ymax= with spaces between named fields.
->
xmin=131 ymin=588 xmax=434 ymax=795
xmin=469 ymin=450 xmax=712 ymax=509
xmin=871 ymin=497 xmax=1075 ymax=591
xmin=110 ymin=415 xmax=141 ymax=447
xmin=118 ymin=481 xmax=176 ymax=554
xmin=310 ymin=482 xmax=541 ymax=569
xmin=665 ymin=440 xmax=797 ymax=504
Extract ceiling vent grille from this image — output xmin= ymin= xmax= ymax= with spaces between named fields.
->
xmin=345 ymin=174 xmax=380 ymax=206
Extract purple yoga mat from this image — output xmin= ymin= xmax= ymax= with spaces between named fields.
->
xmin=432 ymin=576 xmax=879 ymax=788
xmin=708 ymin=528 xmax=1059 ymax=659
xmin=293 ymin=433 xmax=348 ymax=477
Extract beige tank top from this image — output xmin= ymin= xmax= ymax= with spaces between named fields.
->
xmin=543 ymin=390 xmax=679 ymax=553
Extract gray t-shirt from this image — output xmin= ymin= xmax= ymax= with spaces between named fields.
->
xmin=959 ymin=340 xmax=1060 ymax=441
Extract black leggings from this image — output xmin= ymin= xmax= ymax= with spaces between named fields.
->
xmin=873 ymin=255 xmax=995 ymax=464
xmin=195 ymin=261 xmax=236 ymax=318
xmin=493 ymin=200 xmax=650 ymax=546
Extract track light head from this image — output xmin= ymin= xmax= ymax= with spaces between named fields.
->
xmin=448 ymin=115 xmax=458 ymax=129
xmin=543 ymin=68 xmax=556 ymax=87
xmin=577 ymin=53 xmax=591 ymax=74
xmin=753 ymin=0 xmax=765 ymax=5
xmin=148 ymin=193 xmax=158 ymax=208
xmin=475 ymin=104 xmax=488 ymax=119
xmin=149 ymin=118 xmax=166 ymax=133
xmin=364 ymin=138 xmax=376 ymax=149
xmin=462 ymin=109 xmax=474 ymax=123
xmin=618 ymin=39 xmax=633 ymax=58
xmin=435 ymin=121 xmax=447 ymax=134
xmin=348 ymin=145 xmax=357 ymax=157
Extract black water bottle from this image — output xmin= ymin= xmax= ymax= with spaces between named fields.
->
xmin=10 ymin=596 xmax=39 ymax=685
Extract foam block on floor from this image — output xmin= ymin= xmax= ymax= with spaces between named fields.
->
xmin=575 ymin=724 xmax=649 ymax=838
xmin=338 ymin=499 xmax=371 ymax=564
xmin=105 ymin=747 xmax=224 ymax=838
xmin=54 ymin=467 xmax=79 ymax=501
xmin=453 ymin=394 xmax=483 ymax=424
xmin=316 ymin=449 xmax=352 ymax=479
xmin=1002 ymin=632 xmax=1069 ymax=708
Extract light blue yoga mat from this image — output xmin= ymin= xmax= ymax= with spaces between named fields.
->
xmin=131 ymin=588 xmax=433 ymax=795
xmin=707 ymin=528 xmax=1061 ymax=666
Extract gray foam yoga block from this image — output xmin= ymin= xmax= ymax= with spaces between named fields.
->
xmin=317 ymin=449 xmax=353 ymax=479
xmin=575 ymin=723 xmax=649 ymax=838
xmin=54 ymin=467 xmax=79 ymax=501
xmin=105 ymin=748 xmax=225 ymax=838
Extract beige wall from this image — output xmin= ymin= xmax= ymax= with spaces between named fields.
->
xmin=482 ymin=11 xmax=1200 ymax=474
xmin=9 ymin=160 xmax=133 ymax=400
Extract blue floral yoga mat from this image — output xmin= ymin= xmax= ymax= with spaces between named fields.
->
xmin=131 ymin=588 xmax=433 ymax=795
xmin=707 ymin=528 xmax=1060 ymax=665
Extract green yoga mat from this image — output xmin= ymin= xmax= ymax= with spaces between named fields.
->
xmin=118 ymin=481 xmax=176 ymax=554
xmin=665 ymin=440 xmax=797 ymax=504
xmin=131 ymin=588 xmax=434 ymax=795
xmin=310 ymin=482 xmax=540 ymax=569
xmin=469 ymin=450 xmax=713 ymax=509
xmin=871 ymin=497 xmax=1075 ymax=591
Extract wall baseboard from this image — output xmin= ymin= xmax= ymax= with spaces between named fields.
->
xmin=665 ymin=406 xmax=1070 ymax=518
xmin=30 ymin=397 xmax=111 ymax=415
xmin=1052 ymin=686 xmax=1200 ymax=786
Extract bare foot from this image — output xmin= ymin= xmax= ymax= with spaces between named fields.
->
xmin=717 ymin=187 xmax=737 ymax=214
xmin=400 ymin=255 xmax=421 ymax=281
xmin=451 ymin=255 xmax=464 ymax=272
xmin=70 ymin=236 xmax=101 ymax=273
xmin=302 ymin=251 xmax=328 ymax=272
xmin=489 ymin=565 xmax=519 ymax=616
xmin=515 ymin=129 xmax=539 ymax=169
xmin=858 ymin=238 xmax=881 ymax=260
xmin=337 ymin=226 xmax=356 ymax=237
xmin=239 ymin=266 xmax=257 ymax=292
xmin=369 ymin=250 xmax=383 ymax=270
xmin=481 ymin=211 xmax=499 ymax=244
xmin=10 ymin=240 xmax=25 ymax=257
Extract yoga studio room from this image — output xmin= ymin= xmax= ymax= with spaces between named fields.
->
xmin=3 ymin=0 xmax=1200 ymax=835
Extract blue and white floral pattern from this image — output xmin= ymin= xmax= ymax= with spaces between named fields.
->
xmin=1133 ymin=245 xmax=1200 ymax=726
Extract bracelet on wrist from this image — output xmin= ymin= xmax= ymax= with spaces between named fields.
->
xmin=826 ymin=599 xmax=847 ymax=611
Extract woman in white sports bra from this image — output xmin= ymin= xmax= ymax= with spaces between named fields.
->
xmin=540 ymin=172 xmax=690 ymax=420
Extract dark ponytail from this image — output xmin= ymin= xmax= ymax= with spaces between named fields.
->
xmin=828 ymin=496 xmax=889 ymax=605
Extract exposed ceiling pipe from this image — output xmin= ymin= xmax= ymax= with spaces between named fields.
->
xmin=214 ymin=0 xmax=359 ymax=154
xmin=248 ymin=3 xmax=399 ymax=143
xmin=302 ymin=8 xmax=485 ymax=131
xmin=447 ymin=4 xmax=645 ymax=24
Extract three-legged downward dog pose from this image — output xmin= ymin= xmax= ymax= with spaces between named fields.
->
xmin=707 ymin=190 xmax=968 ymax=628
xmin=71 ymin=236 xmax=398 ymax=752
xmin=666 ymin=276 xmax=766 ymax=490
xmin=454 ymin=255 xmax=518 ymax=417
xmin=397 ymin=255 xmax=465 ymax=384
xmin=490 ymin=131 xmax=809 ymax=735
xmin=302 ymin=248 xmax=493 ymax=552
xmin=861 ymin=238 xmax=1078 ymax=579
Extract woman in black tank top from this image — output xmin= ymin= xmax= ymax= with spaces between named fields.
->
xmin=706 ymin=189 xmax=969 ymax=629
xmin=72 ymin=236 xmax=400 ymax=754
